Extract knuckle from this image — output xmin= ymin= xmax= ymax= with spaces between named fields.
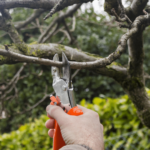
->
xmin=87 ymin=110 xmax=99 ymax=118
xmin=92 ymin=111 xmax=99 ymax=118
xmin=92 ymin=111 xmax=99 ymax=117
xmin=94 ymin=112 xmax=99 ymax=118
xmin=48 ymin=106 xmax=58 ymax=116
xmin=88 ymin=110 xmax=99 ymax=118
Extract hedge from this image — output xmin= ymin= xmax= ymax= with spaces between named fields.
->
xmin=1 ymin=90 xmax=150 ymax=150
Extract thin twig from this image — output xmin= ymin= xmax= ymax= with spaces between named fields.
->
xmin=111 ymin=8 xmax=126 ymax=22
xmin=42 ymin=23 xmax=59 ymax=43
xmin=44 ymin=0 xmax=65 ymax=20
xmin=14 ymin=94 xmax=52 ymax=116
xmin=0 ymin=63 xmax=26 ymax=92
xmin=62 ymin=19 xmax=74 ymax=44
xmin=71 ymin=16 xmax=76 ymax=32
xmin=39 ymin=4 xmax=81 ymax=43
xmin=71 ymin=69 xmax=80 ymax=80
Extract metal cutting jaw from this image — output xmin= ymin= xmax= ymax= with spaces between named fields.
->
xmin=51 ymin=53 xmax=76 ymax=107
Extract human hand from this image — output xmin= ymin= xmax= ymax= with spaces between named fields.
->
xmin=45 ymin=104 xmax=104 ymax=150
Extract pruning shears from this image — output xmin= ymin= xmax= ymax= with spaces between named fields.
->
xmin=50 ymin=52 xmax=83 ymax=150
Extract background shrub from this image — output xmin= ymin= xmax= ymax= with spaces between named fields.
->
xmin=1 ymin=91 xmax=150 ymax=150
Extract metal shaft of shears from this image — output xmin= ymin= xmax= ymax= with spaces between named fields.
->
xmin=52 ymin=53 xmax=76 ymax=108
xmin=62 ymin=52 xmax=76 ymax=107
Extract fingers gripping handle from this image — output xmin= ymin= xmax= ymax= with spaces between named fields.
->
xmin=53 ymin=107 xmax=83 ymax=150
xmin=50 ymin=96 xmax=83 ymax=150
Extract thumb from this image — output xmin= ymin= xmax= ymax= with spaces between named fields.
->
xmin=77 ymin=105 xmax=89 ymax=113
xmin=46 ymin=105 xmax=69 ymax=126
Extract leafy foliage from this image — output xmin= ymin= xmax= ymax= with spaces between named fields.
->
xmin=1 ymin=92 xmax=150 ymax=150
xmin=0 ymin=115 xmax=52 ymax=150
xmin=1 ymin=5 xmax=150 ymax=138
xmin=0 ymin=7 xmax=126 ymax=133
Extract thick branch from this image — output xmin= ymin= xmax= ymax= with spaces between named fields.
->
xmin=0 ymin=44 xmax=127 ymax=80
xmin=117 ymin=12 xmax=150 ymax=128
xmin=131 ymin=0 xmax=148 ymax=17
xmin=93 ymin=65 xmax=128 ymax=80
xmin=0 ymin=14 xmax=150 ymax=69
xmin=128 ymin=31 xmax=144 ymax=80
xmin=121 ymin=78 xmax=150 ymax=128
xmin=104 ymin=0 xmax=121 ymax=16
xmin=0 ymin=43 xmax=100 ymax=65
xmin=0 ymin=0 xmax=90 ymax=10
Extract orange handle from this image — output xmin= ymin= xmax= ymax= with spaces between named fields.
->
xmin=53 ymin=107 xmax=83 ymax=150
xmin=50 ymin=96 xmax=83 ymax=150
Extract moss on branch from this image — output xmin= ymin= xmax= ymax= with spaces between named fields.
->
xmin=121 ymin=76 xmax=144 ymax=91
xmin=0 ymin=43 xmax=102 ymax=64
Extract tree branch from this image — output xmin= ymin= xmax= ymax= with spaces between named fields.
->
xmin=0 ymin=45 xmax=127 ymax=81
xmin=0 ymin=63 xmax=26 ymax=92
xmin=0 ymin=43 xmax=100 ymax=62
xmin=41 ymin=23 xmax=59 ymax=43
xmin=0 ymin=10 xmax=24 ymax=44
xmin=0 ymin=14 xmax=150 ymax=70
xmin=128 ymin=31 xmax=144 ymax=80
xmin=62 ymin=19 xmax=74 ymax=44
xmin=93 ymin=65 xmax=128 ymax=80
xmin=38 ymin=4 xmax=81 ymax=43
xmin=112 ymin=10 xmax=150 ymax=128
xmin=44 ymin=0 xmax=65 ymax=19
xmin=131 ymin=0 xmax=148 ymax=17
xmin=15 ymin=9 xmax=46 ymax=30
xmin=121 ymin=78 xmax=150 ymax=128
xmin=71 ymin=16 xmax=76 ymax=32
xmin=111 ymin=8 xmax=132 ymax=26
xmin=0 ymin=0 xmax=90 ymax=10
xmin=104 ymin=0 xmax=121 ymax=16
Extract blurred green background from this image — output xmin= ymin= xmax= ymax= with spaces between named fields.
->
xmin=0 ymin=1 xmax=150 ymax=149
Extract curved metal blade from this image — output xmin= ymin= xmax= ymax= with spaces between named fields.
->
xmin=62 ymin=52 xmax=71 ymax=88
xmin=51 ymin=54 xmax=61 ymax=82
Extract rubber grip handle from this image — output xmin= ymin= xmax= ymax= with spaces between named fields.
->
xmin=53 ymin=106 xmax=83 ymax=150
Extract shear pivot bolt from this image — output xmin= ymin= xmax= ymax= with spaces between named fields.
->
xmin=62 ymin=85 xmax=67 ymax=91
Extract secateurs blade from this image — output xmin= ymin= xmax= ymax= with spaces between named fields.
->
xmin=50 ymin=52 xmax=83 ymax=150
xmin=51 ymin=52 xmax=76 ymax=107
